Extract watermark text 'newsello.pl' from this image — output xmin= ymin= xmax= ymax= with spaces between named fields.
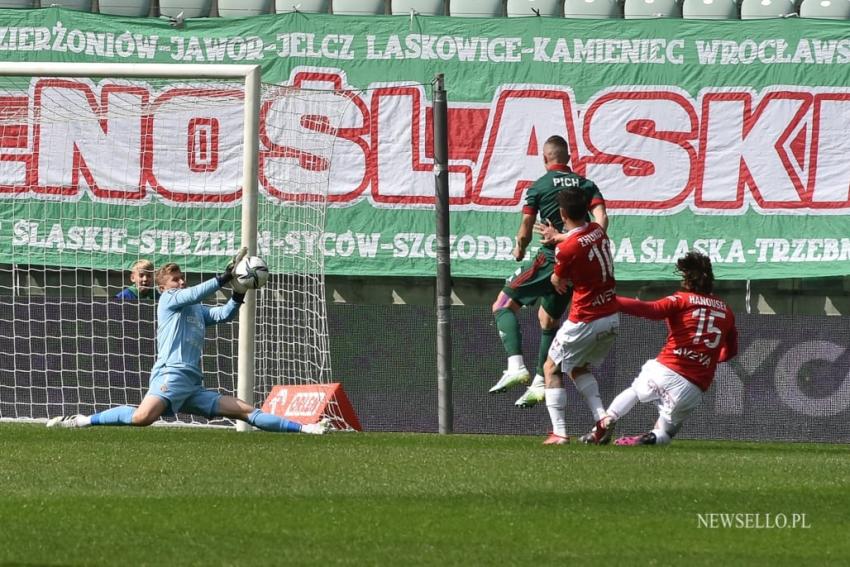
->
xmin=697 ymin=513 xmax=811 ymax=529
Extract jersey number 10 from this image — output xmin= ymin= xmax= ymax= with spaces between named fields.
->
xmin=588 ymin=242 xmax=615 ymax=282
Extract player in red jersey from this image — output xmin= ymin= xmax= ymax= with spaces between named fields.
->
xmin=583 ymin=251 xmax=738 ymax=446
xmin=542 ymin=187 xmax=619 ymax=445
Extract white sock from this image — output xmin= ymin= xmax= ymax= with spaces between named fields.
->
xmin=650 ymin=417 xmax=677 ymax=445
xmin=507 ymin=355 xmax=525 ymax=372
xmin=77 ymin=415 xmax=92 ymax=427
xmin=650 ymin=428 xmax=672 ymax=445
xmin=607 ymin=387 xmax=639 ymax=421
xmin=574 ymin=373 xmax=606 ymax=421
xmin=545 ymin=387 xmax=568 ymax=437
xmin=530 ymin=374 xmax=545 ymax=388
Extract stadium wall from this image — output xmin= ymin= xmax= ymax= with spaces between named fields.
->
xmin=2 ymin=293 xmax=848 ymax=442
xmin=328 ymin=303 xmax=850 ymax=442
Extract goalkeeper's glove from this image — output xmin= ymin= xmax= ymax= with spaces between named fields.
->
xmin=216 ymin=246 xmax=248 ymax=287
xmin=231 ymin=291 xmax=245 ymax=305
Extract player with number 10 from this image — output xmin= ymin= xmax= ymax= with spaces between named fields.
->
xmin=541 ymin=187 xmax=619 ymax=445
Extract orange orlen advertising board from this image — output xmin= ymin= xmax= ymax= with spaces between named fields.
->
xmin=261 ymin=383 xmax=362 ymax=431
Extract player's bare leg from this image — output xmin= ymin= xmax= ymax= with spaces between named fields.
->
xmin=130 ymin=396 xmax=168 ymax=426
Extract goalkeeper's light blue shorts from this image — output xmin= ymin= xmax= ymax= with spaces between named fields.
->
xmin=146 ymin=370 xmax=221 ymax=418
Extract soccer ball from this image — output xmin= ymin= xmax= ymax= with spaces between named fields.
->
xmin=234 ymin=256 xmax=270 ymax=290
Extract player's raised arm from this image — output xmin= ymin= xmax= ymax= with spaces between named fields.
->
xmin=201 ymin=247 xmax=249 ymax=324
xmin=204 ymin=292 xmax=244 ymax=326
xmin=590 ymin=202 xmax=608 ymax=232
xmin=513 ymin=213 xmax=536 ymax=261
xmin=159 ymin=248 xmax=247 ymax=310
xmin=160 ymin=277 xmax=220 ymax=310
xmin=615 ymin=295 xmax=679 ymax=320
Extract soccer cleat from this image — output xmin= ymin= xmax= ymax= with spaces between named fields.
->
xmin=580 ymin=417 xmax=616 ymax=445
xmin=301 ymin=417 xmax=333 ymax=435
xmin=46 ymin=415 xmax=84 ymax=429
xmin=514 ymin=384 xmax=545 ymax=408
xmin=489 ymin=368 xmax=531 ymax=394
xmin=614 ymin=432 xmax=656 ymax=446
xmin=543 ymin=433 xmax=570 ymax=445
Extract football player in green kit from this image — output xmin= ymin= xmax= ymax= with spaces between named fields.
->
xmin=490 ymin=135 xmax=608 ymax=409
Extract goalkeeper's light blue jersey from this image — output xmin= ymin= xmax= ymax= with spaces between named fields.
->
xmin=151 ymin=278 xmax=240 ymax=379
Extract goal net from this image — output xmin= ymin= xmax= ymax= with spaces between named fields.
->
xmin=0 ymin=63 xmax=354 ymax=429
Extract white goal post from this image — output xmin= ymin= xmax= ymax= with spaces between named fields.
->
xmin=0 ymin=62 xmax=346 ymax=430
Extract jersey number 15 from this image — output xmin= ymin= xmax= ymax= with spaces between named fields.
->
xmin=692 ymin=308 xmax=725 ymax=349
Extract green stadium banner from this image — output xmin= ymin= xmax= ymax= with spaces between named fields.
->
xmin=1 ymin=7 xmax=849 ymax=279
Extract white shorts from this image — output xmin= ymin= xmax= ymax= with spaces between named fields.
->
xmin=632 ymin=359 xmax=703 ymax=427
xmin=548 ymin=313 xmax=619 ymax=374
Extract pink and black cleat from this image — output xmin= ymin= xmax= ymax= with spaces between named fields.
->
xmin=614 ymin=432 xmax=656 ymax=446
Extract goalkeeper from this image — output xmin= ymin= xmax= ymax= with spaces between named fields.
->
xmin=48 ymin=248 xmax=330 ymax=435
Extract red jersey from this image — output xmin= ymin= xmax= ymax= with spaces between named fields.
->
xmin=617 ymin=291 xmax=738 ymax=391
xmin=553 ymin=222 xmax=617 ymax=323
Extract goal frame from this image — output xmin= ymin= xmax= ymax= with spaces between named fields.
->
xmin=0 ymin=62 xmax=262 ymax=432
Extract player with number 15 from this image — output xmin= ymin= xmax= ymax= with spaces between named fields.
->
xmin=583 ymin=251 xmax=738 ymax=446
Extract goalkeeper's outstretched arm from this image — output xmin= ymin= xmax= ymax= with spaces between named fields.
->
xmin=204 ymin=292 xmax=243 ymax=325
xmin=162 ymin=278 xmax=221 ymax=310
xmin=159 ymin=248 xmax=248 ymax=312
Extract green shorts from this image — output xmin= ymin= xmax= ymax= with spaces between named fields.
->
xmin=501 ymin=251 xmax=571 ymax=320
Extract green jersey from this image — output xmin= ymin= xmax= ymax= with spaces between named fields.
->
xmin=522 ymin=164 xmax=604 ymax=258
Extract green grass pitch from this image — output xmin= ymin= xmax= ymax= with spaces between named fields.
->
xmin=1 ymin=425 xmax=848 ymax=566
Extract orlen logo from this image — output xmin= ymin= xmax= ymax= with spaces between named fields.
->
xmin=284 ymin=392 xmax=326 ymax=417
xmin=266 ymin=388 xmax=288 ymax=416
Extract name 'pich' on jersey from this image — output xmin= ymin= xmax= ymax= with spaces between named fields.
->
xmin=552 ymin=176 xmax=580 ymax=188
